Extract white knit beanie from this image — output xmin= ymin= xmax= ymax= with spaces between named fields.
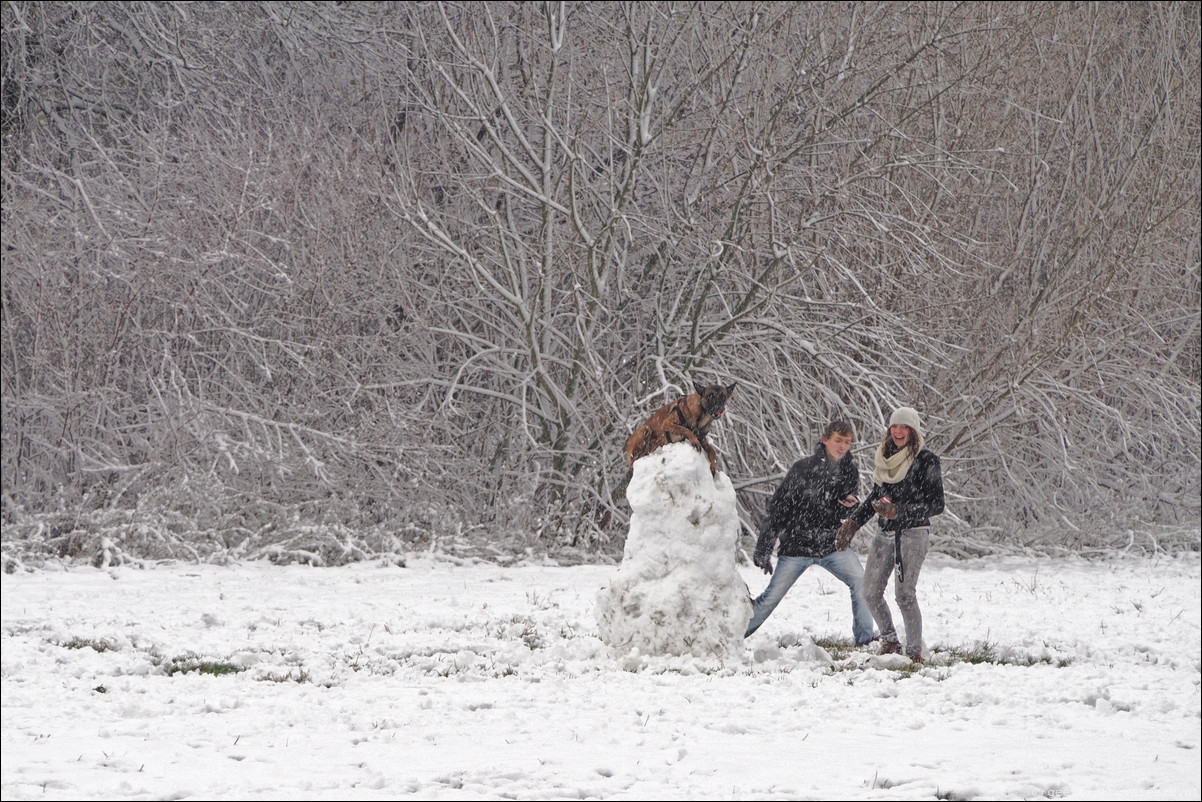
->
xmin=889 ymin=407 xmax=923 ymax=438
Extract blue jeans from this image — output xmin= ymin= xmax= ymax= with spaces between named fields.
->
xmin=745 ymin=551 xmax=876 ymax=644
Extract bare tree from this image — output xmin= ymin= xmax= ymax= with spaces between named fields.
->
xmin=2 ymin=2 xmax=1198 ymax=566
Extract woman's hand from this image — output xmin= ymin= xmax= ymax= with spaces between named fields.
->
xmin=872 ymin=497 xmax=897 ymax=519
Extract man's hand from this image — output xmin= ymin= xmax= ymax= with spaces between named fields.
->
xmin=835 ymin=519 xmax=859 ymax=551
xmin=872 ymin=498 xmax=897 ymax=519
xmin=753 ymin=550 xmax=774 ymax=575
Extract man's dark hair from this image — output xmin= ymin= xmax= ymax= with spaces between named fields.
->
xmin=822 ymin=419 xmax=854 ymax=440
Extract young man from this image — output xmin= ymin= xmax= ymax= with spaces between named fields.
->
xmin=746 ymin=419 xmax=876 ymax=645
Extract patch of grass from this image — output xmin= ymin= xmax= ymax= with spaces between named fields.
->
xmin=871 ymin=773 xmax=899 ymax=789
xmin=939 ymin=640 xmax=1071 ymax=668
xmin=58 ymin=636 xmax=119 ymax=652
xmin=156 ymin=652 xmax=246 ymax=677
xmin=809 ymin=635 xmax=856 ymax=661
xmin=825 ymin=637 xmax=1071 ymax=675
xmin=491 ymin=614 xmax=544 ymax=650
xmin=182 ymin=660 xmax=243 ymax=676
xmin=62 ymin=640 xmax=263 ymax=678
xmin=941 ymin=641 xmax=998 ymax=665
xmin=258 ymin=669 xmax=311 ymax=684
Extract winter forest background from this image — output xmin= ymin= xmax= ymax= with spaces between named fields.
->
xmin=1 ymin=1 xmax=1199 ymax=569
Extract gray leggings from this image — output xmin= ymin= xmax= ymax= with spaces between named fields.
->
xmin=862 ymin=527 xmax=930 ymax=658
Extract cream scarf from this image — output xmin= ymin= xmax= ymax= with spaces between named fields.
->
xmin=872 ymin=432 xmax=926 ymax=485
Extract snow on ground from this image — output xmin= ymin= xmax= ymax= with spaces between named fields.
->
xmin=2 ymin=445 xmax=1199 ymax=800
xmin=3 ymin=551 xmax=1199 ymax=800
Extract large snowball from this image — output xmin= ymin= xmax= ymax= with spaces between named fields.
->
xmin=596 ymin=442 xmax=751 ymax=658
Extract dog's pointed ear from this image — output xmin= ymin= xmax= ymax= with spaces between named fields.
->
xmin=727 ymin=381 xmax=738 ymax=395
xmin=693 ymin=380 xmax=703 ymax=395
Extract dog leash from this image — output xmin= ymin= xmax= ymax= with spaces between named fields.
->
xmin=879 ymin=494 xmax=905 ymax=583
xmin=892 ymin=525 xmax=930 ymax=584
xmin=894 ymin=530 xmax=905 ymax=583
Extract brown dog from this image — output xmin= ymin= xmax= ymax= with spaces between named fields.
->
xmin=624 ymin=382 xmax=737 ymax=475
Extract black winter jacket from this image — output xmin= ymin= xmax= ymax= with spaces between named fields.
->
xmin=849 ymin=448 xmax=945 ymax=533
xmin=754 ymin=444 xmax=860 ymax=559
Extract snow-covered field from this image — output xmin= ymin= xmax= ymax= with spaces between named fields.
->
xmin=2 ymin=445 xmax=1199 ymax=801
xmin=2 ymin=548 xmax=1198 ymax=800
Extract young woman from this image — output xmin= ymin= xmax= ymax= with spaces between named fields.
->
xmin=836 ymin=407 xmax=944 ymax=662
